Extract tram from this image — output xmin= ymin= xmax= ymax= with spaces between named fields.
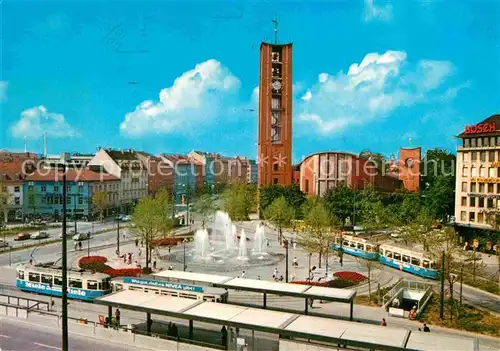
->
xmin=112 ymin=277 xmax=229 ymax=302
xmin=378 ymin=243 xmax=440 ymax=280
xmin=332 ymin=233 xmax=379 ymax=260
xmin=16 ymin=264 xmax=112 ymax=301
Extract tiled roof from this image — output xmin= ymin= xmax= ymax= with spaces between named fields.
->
xmin=105 ymin=149 xmax=140 ymax=162
xmin=25 ymin=170 xmax=119 ymax=182
xmin=457 ymin=114 xmax=500 ymax=138
xmin=161 ymin=154 xmax=202 ymax=166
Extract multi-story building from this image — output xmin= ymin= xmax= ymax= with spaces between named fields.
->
xmin=229 ymin=156 xmax=249 ymax=184
xmin=257 ymin=42 xmax=293 ymax=187
xmin=135 ymin=151 xmax=174 ymax=195
xmin=40 ymin=153 xmax=94 ymax=170
xmin=0 ymin=150 xmax=38 ymax=222
xmin=160 ymin=154 xmax=203 ymax=204
xmin=23 ymin=170 xmax=119 ymax=220
xmin=88 ymin=149 xmax=148 ymax=214
xmin=298 ymin=149 xmax=420 ymax=196
xmin=455 ymin=114 xmax=500 ymax=230
xmin=242 ymin=158 xmax=258 ymax=184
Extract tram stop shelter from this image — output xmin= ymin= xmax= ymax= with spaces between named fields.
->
xmin=153 ymin=270 xmax=357 ymax=320
xmin=94 ymin=289 xmax=479 ymax=351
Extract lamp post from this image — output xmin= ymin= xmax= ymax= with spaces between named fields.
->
xmin=308 ymin=253 xmax=312 ymax=280
xmin=183 ymin=238 xmax=190 ymax=271
xmin=283 ymin=238 xmax=290 ymax=283
xmin=59 ymin=152 xmax=70 ymax=351
xmin=116 ymin=217 xmax=120 ymax=255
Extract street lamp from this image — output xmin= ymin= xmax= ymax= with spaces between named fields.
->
xmin=116 ymin=217 xmax=120 ymax=255
xmin=183 ymin=237 xmax=191 ymax=271
xmin=59 ymin=152 xmax=70 ymax=351
xmin=283 ymin=238 xmax=293 ymax=283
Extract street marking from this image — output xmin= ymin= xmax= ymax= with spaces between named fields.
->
xmin=32 ymin=342 xmax=59 ymax=350
xmin=0 ymin=334 xmax=11 ymax=338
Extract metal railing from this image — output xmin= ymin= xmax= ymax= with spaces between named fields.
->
xmin=0 ymin=292 xmax=50 ymax=312
xmin=382 ymin=279 xmax=434 ymax=307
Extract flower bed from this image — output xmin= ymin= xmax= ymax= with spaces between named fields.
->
xmin=79 ymin=256 xmax=107 ymax=265
xmin=291 ymin=279 xmax=357 ymax=289
xmin=78 ymin=255 xmax=142 ymax=277
xmin=333 ymin=271 xmax=367 ymax=284
xmin=103 ymin=268 xmax=142 ymax=278
xmin=152 ymin=237 xmax=184 ymax=247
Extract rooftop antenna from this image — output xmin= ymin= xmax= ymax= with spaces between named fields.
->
xmin=272 ymin=16 xmax=278 ymax=44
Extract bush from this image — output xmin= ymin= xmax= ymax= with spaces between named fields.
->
xmin=333 ymin=271 xmax=367 ymax=284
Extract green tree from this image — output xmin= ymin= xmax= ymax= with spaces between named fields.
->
xmin=421 ymin=148 xmax=456 ymax=188
xmin=264 ymin=196 xmax=295 ymax=242
xmin=323 ymin=185 xmax=357 ymax=226
xmin=132 ymin=193 xmax=173 ymax=270
xmin=92 ymin=191 xmax=108 ymax=221
xmin=359 ymin=150 xmax=388 ymax=171
xmin=223 ymin=183 xmax=257 ymax=221
xmin=194 ymin=194 xmax=218 ymax=228
xmin=27 ymin=187 xmax=38 ymax=219
xmin=297 ymin=198 xmax=336 ymax=268
xmin=424 ymin=175 xmax=455 ymax=221
xmin=259 ymin=184 xmax=306 ymax=217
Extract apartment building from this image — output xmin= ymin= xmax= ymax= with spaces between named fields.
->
xmin=455 ymin=114 xmax=500 ymax=230
xmin=160 ymin=154 xmax=203 ymax=204
xmin=135 ymin=151 xmax=174 ymax=195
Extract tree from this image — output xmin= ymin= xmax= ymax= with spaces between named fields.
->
xmin=297 ymin=198 xmax=336 ymax=268
xmin=359 ymin=150 xmax=388 ymax=172
xmin=424 ymin=175 xmax=455 ymax=221
xmin=92 ymin=192 xmax=108 ymax=221
xmin=27 ymin=187 xmax=38 ymax=219
xmin=356 ymin=258 xmax=382 ymax=304
xmin=194 ymin=194 xmax=218 ymax=228
xmin=0 ymin=182 xmax=9 ymax=225
xmin=421 ymin=148 xmax=456 ymax=188
xmin=259 ymin=184 xmax=306 ymax=217
xmin=323 ymin=185 xmax=356 ymax=226
xmin=223 ymin=183 xmax=257 ymax=221
xmin=132 ymin=193 xmax=173 ymax=270
xmin=264 ymin=196 xmax=295 ymax=242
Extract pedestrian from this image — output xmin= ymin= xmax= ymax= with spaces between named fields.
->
xmin=168 ymin=265 xmax=173 ymax=270
xmin=172 ymin=323 xmax=178 ymax=338
xmin=279 ymin=274 xmax=284 ymax=282
xmin=78 ymin=241 xmax=82 ymax=251
xmin=221 ymin=326 xmax=228 ymax=347
xmin=115 ymin=308 xmax=121 ymax=326
xmin=74 ymin=242 xmax=78 ymax=250
xmin=138 ymin=248 xmax=142 ymax=256
xmin=381 ymin=318 xmax=387 ymax=327
xmin=153 ymin=260 xmax=157 ymax=270
xmin=266 ymin=239 xmax=270 ymax=247
xmin=241 ymin=270 xmax=246 ymax=278
xmin=135 ymin=239 xmax=139 ymax=247
xmin=293 ymin=257 xmax=298 ymax=267
xmin=272 ymin=268 xmax=278 ymax=280
xmin=147 ymin=318 xmax=153 ymax=334
xmin=423 ymin=323 xmax=430 ymax=332
xmin=291 ymin=272 xmax=296 ymax=281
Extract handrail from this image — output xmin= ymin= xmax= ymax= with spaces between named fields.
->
xmin=0 ymin=293 xmax=49 ymax=311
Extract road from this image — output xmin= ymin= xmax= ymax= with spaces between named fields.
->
xmin=0 ymin=318 xmax=138 ymax=351
xmin=3 ymin=220 xmax=121 ymax=249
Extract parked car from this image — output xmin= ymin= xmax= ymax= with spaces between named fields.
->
xmin=59 ymin=231 xmax=74 ymax=239
xmin=0 ymin=239 xmax=9 ymax=248
xmin=73 ymin=233 xmax=91 ymax=241
xmin=14 ymin=232 xmax=31 ymax=241
xmin=31 ymin=231 xmax=50 ymax=240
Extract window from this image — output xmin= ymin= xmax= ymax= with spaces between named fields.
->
xmin=489 ymin=151 xmax=496 ymax=162
xmin=462 ymin=167 xmax=468 ymax=177
xmin=484 ymin=137 xmax=489 ymax=147
xmin=469 ymin=212 xmax=475 ymax=222
xmin=471 ymin=138 xmax=477 ymax=147
xmin=470 ymin=197 xmax=476 ymax=207
xmin=271 ymin=98 xmax=281 ymax=109
xmin=402 ymin=255 xmax=410 ymax=263
xmin=87 ymin=280 xmax=98 ymax=290
xmin=41 ymin=185 xmax=46 ymax=192
xmin=14 ymin=197 xmax=20 ymax=205
xmin=489 ymin=168 xmax=496 ymax=177
xmin=41 ymin=274 xmax=53 ymax=284
xmin=460 ymin=211 xmax=466 ymax=221
xmin=479 ymin=197 xmax=484 ymax=207
xmin=349 ymin=242 xmax=356 ymax=248
xmin=471 ymin=166 xmax=477 ymax=177
xmin=462 ymin=182 xmax=467 ymax=192
xmin=411 ymin=257 xmax=421 ymax=266
xmin=478 ymin=138 xmax=482 ymax=147
xmin=481 ymin=152 xmax=486 ymax=162
xmin=491 ymin=137 xmax=496 ymax=147
xmin=488 ymin=183 xmax=494 ymax=193
xmin=479 ymin=183 xmax=485 ymax=193
xmin=343 ymin=241 xmax=349 ymax=247
xmin=78 ymin=185 xmax=84 ymax=192
xmin=471 ymin=183 xmax=477 ymax=192
xmin=273 ymin=178 xmax=278 ymax=184
xmin=101 ymin=279 xmax=110 ymax=291
xmin=78 ymin=197 xmax=83 ymax=205
xmin=366 ymin=245 xmax=373 ymax=252
xmin=385 ymin=250 xmax=393 ymax=258
xmin=273 ymin=164 xmax=278 ymax=171
xmin=67 ymin=186 xmax=72 ymax=192
xmin=423 ymin=260 xmax=431 ymax=269
xmin=497 ymin=184 xmax=500 ymax=194
xmin=69 ymin=279 xmax=82 ymax=289
xmin=54 ymin=276 xmax=63 ymax=286
xmin=356 ymin=243 xmax=364 ymax=250
xmin=464 ymin=139 xmax=470 ymax=147
xmin=28 ymin=272 xmax=40 ymax=282
xmin=393 ymin=252 xmax=401 ymax=261
xmin=14 ymin=186 xmax=20 ymax=192
xmin=461 ymin=197 xmax=467 ymax=206
xmin=54 ymin=186 xmax=59 ymax=192
xmin=480 ymin=166 xmax=486 ymax=177
xmin=488 ymin=198 xmax=494 ymax=208
xmin=471 ymin=152 xmax=477 ymax=161
xmin=17 ymin=270 xmax=24 ymax=280
xmin=28 ymin=185 xmax=33 ymax=191
xmin=478 ymin=212 xmax=484 ymax=223
xmin=67 ymin=197 xmax=71 ymax=205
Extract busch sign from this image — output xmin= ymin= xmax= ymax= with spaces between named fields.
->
xmin=464 ymin=122 xmax=496 ymax=135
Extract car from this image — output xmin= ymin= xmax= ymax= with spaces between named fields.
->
xmin=59 ymin=231 xmax=74 ymax=239
xmin=14 ymin=232 xmax=31 ymax=241
xmin=73 ymin=233 xmax=91 ymax=241
xmin=31 ymin=231 xmax=50 ymax=240
xmin=0 ymin=240 xmax=9 ymax=248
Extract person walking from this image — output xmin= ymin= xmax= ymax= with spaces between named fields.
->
xmin=381 ymin=318 xmax=387 ymax=326
xmin=135 ymin=238 xmax=139 ymax=247
xmin=241 ymin=270 xmax=246 ymax=278
xmin=114 ymin=308 xmax=121 ymax=327
xmin=221 ymin=326 xmax=228 ymax=347
xmin=78 ymin=241 xmax=82 ymax=251
xmin=423 ymin=323 xmax=430 ymax=332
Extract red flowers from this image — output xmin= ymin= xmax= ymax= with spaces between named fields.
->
xmin=152 ymin=237 xmax=183 ymax=247
xmin=78 ymin=255 xmax=142 ymax=277
xmin=103 ymin=268 xmax=142 ymax=278
xmin=78 ymin=256 xmax=107 ymax=265
xmin=333 ymin=271 xmax=367 ymax=283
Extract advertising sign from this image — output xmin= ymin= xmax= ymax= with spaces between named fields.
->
xmin=464 ymin=122 xmax=496 ymax=135
xmin=122 ymin=277 xmax=204 ymax=293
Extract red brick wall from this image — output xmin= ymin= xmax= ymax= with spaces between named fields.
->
xmin=399 ymin=148 xmax=421 ymax=192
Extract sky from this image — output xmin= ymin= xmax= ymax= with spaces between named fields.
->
xmin=1 ymin=0 xmax=499 ymax=163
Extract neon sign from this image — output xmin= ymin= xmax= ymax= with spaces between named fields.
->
xmin=464 ymin=122 xmax=496 ymax=135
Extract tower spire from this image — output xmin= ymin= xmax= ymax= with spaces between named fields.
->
xmin=272 ymin=17 xmax=278 ymax=44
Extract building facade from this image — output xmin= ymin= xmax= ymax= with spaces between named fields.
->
xmin=88 ymin=149 xmax=148 ymax=214
xmin=23 ymin=170 xmax=119 ymax=220
xmin=161 ymin=154 xmax=203 ymax=204
xmin=135 ymin=152 xmax=174 ymax=195
xmin=455 ymin=114 xmax=500 ymax=230
xmin=243 ymin=158 xmax=258 ymax=184
xmin=258 ymin=42 xmax=293 ymax=187
xmin=40 ymin=153 xmax=94 ymax=170
xmin=298 ymin=151 xmax=404 ymax=197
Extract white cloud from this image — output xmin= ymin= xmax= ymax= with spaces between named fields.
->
xmin=363 ymin=0 xmax=393 ymax=22
xmin=120 ymin=59 xmax=241 ymax=136
xmin=10 ymin=106 xmax=79 ymax=138
xmin=296 ymin=50 xmax=454 ymax=135
xmin=0 ymin=81 xmax=7 ymax=102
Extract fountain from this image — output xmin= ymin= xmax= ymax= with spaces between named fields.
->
xmin=237 ymin=229 xmax=249 ymax=260
xmin=174 ymin=211 xmax=284 ymax=273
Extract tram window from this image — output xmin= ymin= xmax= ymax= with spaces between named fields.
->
xmin=101 ymin=279 xmax=110 ymax=291
xmin=69 ymin=279 xmax=82 ymax=289
xmin=385 ymin=250 xmax=393 ymax=258
xmin=87 ymin=280 xmax=98 ymax=290
xmin=411 ymin=257 xmax=421 ymax=266
xmin=41 ymin=274 xmax=53 ymax=284
xmin=402 ymin=255 xmax=410 ymax=263
xmin=366 ymin=245 xmax=372 ymax=252
xmin=356 ymin=243 xmax=364 ymax=250
xmin=343 ymin=241 xmax=349 ymax=247
xmin=54 ymin=276 xmax=63 ymax=286
xmin=28 ymin=272 xmax=40 ymax=282
xmin=393 ymin=253 xmax=401 ymax=261
xmin=430 ymin=262 xmax=437 ymax=269
xmin=349 ymin=242 xmax=356 ymax=248
xmin=17 ymin=270 xmax=24 ymax=280
xmin=423 ymin=260 xmax=430 ymax=268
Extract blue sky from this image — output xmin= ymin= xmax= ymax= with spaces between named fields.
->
xmin=1 ymin=0 xmax=499 ymax=162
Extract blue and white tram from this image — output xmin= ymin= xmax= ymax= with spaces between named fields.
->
xmin=16 ymin=264 xmax=112 ymax=301
xmin=378 ymin=243 xmax=440 ymax=280
xmin=332 ymin=234 xmax=379 ymax=260
xmin=112 ymin=277 xmax=229 ymax=303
